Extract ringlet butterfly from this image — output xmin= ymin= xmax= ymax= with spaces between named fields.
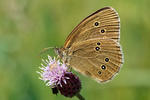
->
xmin=49 ymin=7 xmax=123 ymax=83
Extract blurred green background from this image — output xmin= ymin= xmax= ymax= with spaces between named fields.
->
xmin=0 ymin=0 xmax=150 ymax=100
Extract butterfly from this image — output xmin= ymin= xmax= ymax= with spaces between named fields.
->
xmin=54 ymin=7 xmax=123 ymax=83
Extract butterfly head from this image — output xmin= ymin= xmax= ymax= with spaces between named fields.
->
xmin=54 ymin=47 xmax=65 ymax=58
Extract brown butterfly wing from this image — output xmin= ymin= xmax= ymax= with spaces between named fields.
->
xmin=67 ymin=38 xmax=123 ymax=82
xmin=64 ymin=7 xmax=120 ymax=48
xmin=62 ymin=7 xmax=123 ymax=82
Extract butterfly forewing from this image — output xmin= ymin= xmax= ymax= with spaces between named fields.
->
xmin=64 ymin=7 xmax=120 ymax=48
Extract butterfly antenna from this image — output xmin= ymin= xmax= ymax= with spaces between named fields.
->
xmin=40 ymin=47 xmax=55 ymax=56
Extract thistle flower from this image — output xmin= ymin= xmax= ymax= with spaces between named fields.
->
xmin=37 ymin=55 xmax=84 ymax=99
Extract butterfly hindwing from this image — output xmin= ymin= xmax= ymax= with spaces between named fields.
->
xmin=67 ymin=38 xmax=123 ymax=82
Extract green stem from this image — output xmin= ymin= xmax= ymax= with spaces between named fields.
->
xmin=76 ymin=93 xmax=85 ymax=100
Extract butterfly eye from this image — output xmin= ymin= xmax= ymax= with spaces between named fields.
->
xmin=101 ymin=65 xmax=106 ymax=70
xmin=94 ymin=22 xmax=99 ymax=26
xmin=101 ymin=29 xmax=105 ymax=33
xmin=105 ymin=58 xmax=109 ymax=62
xmin=95 ymin=47 xmax=100 ymax=51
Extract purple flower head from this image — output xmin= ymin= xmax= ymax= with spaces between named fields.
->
xmin=37 ymin=55 xmax=83 ymax=99
xmin=37 ymin=55 xmax=68 ymax=87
